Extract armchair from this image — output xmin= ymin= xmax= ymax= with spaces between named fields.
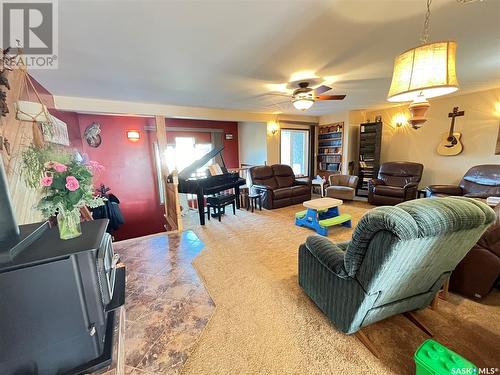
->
xmin=368 ymin=162 xmax=423 ymax=205
xmin=249 ymin=164 xmax=311 ymax=209
xmin=426 ymin=164 xmax=500 ymax=198
xmin=325 ymin=174 xmax=359 ymax=200
xmin=299 ymin=197 xmax=495 ymax=355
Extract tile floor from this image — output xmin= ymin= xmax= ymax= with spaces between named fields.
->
xmin=110 ymin=230 xmax=215 ymax=375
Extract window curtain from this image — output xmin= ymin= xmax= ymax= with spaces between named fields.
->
xmin=211 ymin=131 xmax=224 ymax=167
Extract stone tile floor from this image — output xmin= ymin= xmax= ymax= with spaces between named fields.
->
xmin=107 ymin=230 xmax=214 ymax=375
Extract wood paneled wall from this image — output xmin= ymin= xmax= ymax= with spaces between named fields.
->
xmin=0 ymin=70 xmax=44 ymax=224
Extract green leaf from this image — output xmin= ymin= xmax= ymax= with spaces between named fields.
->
xmin=68 ymin=190 xmax=83 ymax=205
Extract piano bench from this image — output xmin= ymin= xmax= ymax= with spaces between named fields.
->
xmin=206 ymin=194 xmax=237 ymax=222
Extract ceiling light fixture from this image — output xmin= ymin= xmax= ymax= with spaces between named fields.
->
xmin=292 ymin=97 xmax=314 ymax=111
xmin=387 ymin=0 xmax=459 ymax=128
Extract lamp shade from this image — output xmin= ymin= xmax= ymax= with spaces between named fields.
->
xmin=387 ymin=41 xmax=458 ymax=102
xmin=292 ymin=98 xmax=314 ymax=111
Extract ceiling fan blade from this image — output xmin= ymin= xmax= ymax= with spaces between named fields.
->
xmin=315 ymin=85 xmax=332 ymax=95
xmin=316 ymin=94 xmax=346 ymax=101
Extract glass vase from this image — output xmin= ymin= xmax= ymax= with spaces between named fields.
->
xmin=57 ymin=208 xmax=82 ymax=240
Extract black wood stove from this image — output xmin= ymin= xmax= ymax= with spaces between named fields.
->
xmin=0 ymin=159 xmax=125 ymax=374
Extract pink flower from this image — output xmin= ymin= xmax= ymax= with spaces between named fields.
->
xmin=65 ymin=176 xmax=80 ymax=191
xmin=54 ymin=163 xmax=67 ymax=173
xmin=41 ymin=176 xmax=53 ymax=187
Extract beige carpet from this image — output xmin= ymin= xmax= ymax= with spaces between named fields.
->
xmin=181 ymin=201 xmax=500 ymax=375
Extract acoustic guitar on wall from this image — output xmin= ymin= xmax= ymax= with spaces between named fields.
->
xmin=437 ymin=106 xmax=465 ymax=156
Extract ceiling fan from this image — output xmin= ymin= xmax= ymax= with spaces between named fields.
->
xmin=264 ymin=78 xmax=346 ymax=111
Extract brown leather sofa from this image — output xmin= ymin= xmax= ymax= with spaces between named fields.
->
xmin=368 ymin=162 xmax=424 ymax=205
xmin=425 ymin=164 xmax=500 ymax=299
xmin=249 ymin=164 xmax=311 ymax=209
xmin=425 ymin=164 xmax=500 ymax=198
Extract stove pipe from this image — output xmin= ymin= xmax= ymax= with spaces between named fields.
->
xmin=0 ymin=156 xmax=20 ymax=243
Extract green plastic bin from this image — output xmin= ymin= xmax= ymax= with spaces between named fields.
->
xmin=414 ymin=339 xmax=477 ymax=375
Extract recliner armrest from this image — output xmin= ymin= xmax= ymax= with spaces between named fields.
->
xmin=294 ymin=178 xmax=311 ymax=186
xmin=403 ymin=182 xmax=419 ymax=189
xmin=305 ymin=236 xmax=349 ymax=279
xmin=252 ymin=184 xmax=273 ymax=192
xmin=369 ymin=178 xmax=385 ymax=186
xmin=425 ymin=185 xmax=463 ymax=196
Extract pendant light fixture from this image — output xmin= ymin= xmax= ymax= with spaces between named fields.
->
xmin=387 ymin=0 xmax=459 ymax=128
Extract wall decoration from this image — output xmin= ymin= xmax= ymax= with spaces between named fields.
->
xmin=496 ymin=122 xmax=500 ymax=155
xmin=437 ymin=107 xmax=465 ymax=156
xmin=84 ymin=122 xmax=102 ymax=148
xmin=42 ymin=114 xmax=69 ymax=146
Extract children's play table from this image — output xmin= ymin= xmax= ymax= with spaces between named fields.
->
xmin=295 ymin=197 xmax=351 ymax=236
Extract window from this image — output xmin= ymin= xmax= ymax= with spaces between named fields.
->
xmin=280 ymin=129 xmax=310 ymax=176
xmin=166 ymin=137 xmax=212 ymax=177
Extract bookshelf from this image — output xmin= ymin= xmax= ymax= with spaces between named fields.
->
xmin=357 ymin=122 xmax=382 ymax=196
xmin=317 ymin=122 xmax=344 ymax=177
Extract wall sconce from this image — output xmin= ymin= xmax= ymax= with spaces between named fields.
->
xmin=495 ymin=102 xmax=500 ymax=117
xmin=393 ymin=114 xmax=408 ymax=129
xmin=268 ymin=121 xmax=279 ymax=135
xmin=127 ymin=130 xmax=140 ymax=142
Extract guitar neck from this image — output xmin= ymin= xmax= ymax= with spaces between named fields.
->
xmin=448 ymin=117 xmax=456 ymax=137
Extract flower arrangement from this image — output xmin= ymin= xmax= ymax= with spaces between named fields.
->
xmin=22 ymin=145 xmax=105 ymax=239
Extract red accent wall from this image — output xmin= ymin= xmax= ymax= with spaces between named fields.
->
xmin=165 ymin=118 xmax=239 ymax=168
xmin=77 ymin=114 xmax=165 ymax=241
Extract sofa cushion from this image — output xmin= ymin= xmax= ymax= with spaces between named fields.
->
xmin=272 ymin=164 xmax=295 ymax=188
xmin=373 ymin=185 xmax=405 ymax=198
xmin=251 ymin=166 xmax=278 ymax=189
xmin=273 ymin=187 xmax=293 ymax=200
xmin=290 ymin=185 xmax=309 ymax=197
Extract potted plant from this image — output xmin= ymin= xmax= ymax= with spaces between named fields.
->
xmin=22 ymin=146 xmax=105 ymax=240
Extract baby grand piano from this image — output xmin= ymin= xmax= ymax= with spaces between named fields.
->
xmin=170 ymin=146 xmax=245 ymax=225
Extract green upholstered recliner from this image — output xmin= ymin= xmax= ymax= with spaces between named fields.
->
xmin=298 ymin=197 xmax=495 ymax=335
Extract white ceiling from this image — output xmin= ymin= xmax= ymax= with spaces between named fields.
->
xmin=32 ymin=0 xmax=500 ymax=116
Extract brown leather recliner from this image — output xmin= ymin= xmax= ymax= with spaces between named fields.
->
xmin=249 ymin=164 xmax=311 ymax=209
xmin=449 ymin=204 xmax=500 ymax=299
xmin=425 ymin=164 xmax=500 ymax=198
xmin=325 ymin=174 xmax=359 ymax=200
xmin=368 ymin=162 xmax=424 ymax=205
xmin=425 ymin=164 xmax=500 ymax=299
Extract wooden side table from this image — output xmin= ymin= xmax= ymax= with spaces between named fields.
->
xmin=247 ymin=192 xmax=262 ymax=213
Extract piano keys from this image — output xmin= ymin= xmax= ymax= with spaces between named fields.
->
xmin=168 ymin=146 xmax=245 ymax=225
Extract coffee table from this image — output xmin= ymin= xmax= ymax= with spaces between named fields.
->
xmin=295 ymin=197 xmax=352 ymax=236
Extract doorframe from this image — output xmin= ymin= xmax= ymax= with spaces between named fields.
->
xmin=279 ymin=127 xmax=312 ymax=178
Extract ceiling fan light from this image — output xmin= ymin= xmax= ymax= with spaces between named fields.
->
xmin=292 ymin=98 xmax=314 ymax=111
xmin=387 ymin=41 xmax=459 ymax=102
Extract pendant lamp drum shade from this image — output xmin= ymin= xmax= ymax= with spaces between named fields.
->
xmin=387 ymin=41 xmax=458 ymax=102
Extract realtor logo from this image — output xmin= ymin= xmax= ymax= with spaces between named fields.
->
xmin=0 ymin=0 xmax=58 ymax=69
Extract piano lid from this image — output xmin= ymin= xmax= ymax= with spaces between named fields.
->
xmin=177 ymin=146 xmax=225 ymax=180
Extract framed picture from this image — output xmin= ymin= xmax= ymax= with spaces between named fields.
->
xmin=42 ymin=114 xmax=70 ymax=146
